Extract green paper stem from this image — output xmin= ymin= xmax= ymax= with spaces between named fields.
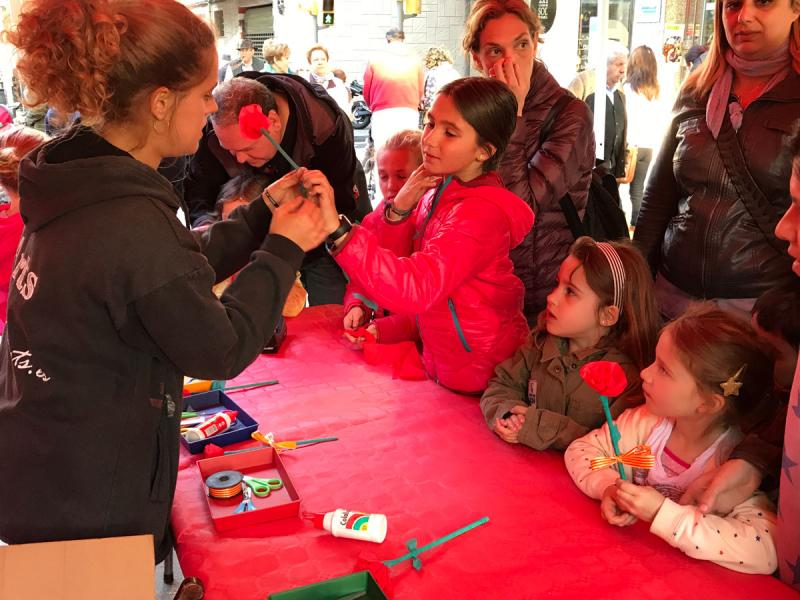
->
xmin=261 ymin=128 xmax=300 ymax=170
xmin=224 ymin=380 xmax=280 ymax=393
xmin=259 ymin=128 xmax=308 ymax=198
xmin=600 ymin=395 xmax=627 ymax=481
xmin=383 ymin=516 xmax=489 ymax=570
xmin=295 ymin=437 xmax=338 ymax=446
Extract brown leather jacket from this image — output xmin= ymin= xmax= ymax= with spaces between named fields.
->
xmin=634 ymin=70 xmax=799 ymax=299
xmin=498 ymin=61 xmax=596 ymax=321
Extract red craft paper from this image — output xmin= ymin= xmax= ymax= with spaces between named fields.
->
xmin=355 ymin=553 xmax=394 ymax=599
xmin=579 ymin=360 xmax=628 ymax=397
xmin=393 ymin=345 xmax=426 ymax=380
xmin=239 ymin=104 xmax=270 ymax=140
xmin=349 ymin=328 xmax=426 ymax=381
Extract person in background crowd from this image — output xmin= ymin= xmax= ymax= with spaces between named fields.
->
xmin=420 ymin=45 xmax=461 ymax=122
xmin=363 ymin=28 xmax=424 ymax=154
xmin=585 ymin=41 xmax=629 ymax=180
xmin=224 ymin=39 xmax=265 ymax=81
xmin=623 ymin=45 xmax=664 ymax=227
xmin=634 ymin=0 xmax=800 ymax=321
xmin=567 ymin=67 xmax=596 ymax=102
xmin=685 ymin=42 xmax=710 ymax=72
xmin=262 ymin=40 xmax=292 ymax=74
xmin=463 ymin=0 xmax=595 ymax=322
xmin=332 ymin=68 xmax=351 ymax=103
xmin=305 ymin=44 xmax=350 ymax=117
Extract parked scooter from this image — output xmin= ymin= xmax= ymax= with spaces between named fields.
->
xmin=349 ymin=80 xmax=371 ymax=130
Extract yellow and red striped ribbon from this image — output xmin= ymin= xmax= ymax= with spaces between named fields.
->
xmin=590 ymin=444 xmax=655 ymax=471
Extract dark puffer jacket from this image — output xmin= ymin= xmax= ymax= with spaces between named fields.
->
xmin=634 ymin=70 xmax=799 ymax=300
xmin=499 ymin=61 xmax=595 ymax=321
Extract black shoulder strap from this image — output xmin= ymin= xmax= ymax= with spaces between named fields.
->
xmin=538 ymin=94 xmax=576 ymax=148
xmin=715 ymin=110 xmax=789 ymax=256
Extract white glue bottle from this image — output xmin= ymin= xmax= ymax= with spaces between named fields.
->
xmin=183 ymin=410 xmax=238 ymax=442
xmin=305 ymin=509 xmax=387 ymax=543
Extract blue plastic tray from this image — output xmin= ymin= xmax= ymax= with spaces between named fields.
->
xmin=180 ymin=390 xmax=258 ymax=454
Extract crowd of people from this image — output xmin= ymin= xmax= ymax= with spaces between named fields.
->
xmin=0 ymin=0 xmax=799 ymax=593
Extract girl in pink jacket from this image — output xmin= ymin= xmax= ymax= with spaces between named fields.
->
xmin=566 ymin=304 xmax=778 ymax=574
xmin=326 ymin=77 xmax=534 ymax=394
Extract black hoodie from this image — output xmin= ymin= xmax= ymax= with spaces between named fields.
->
xmin=0 ymin=128 xmax=303 ymax=561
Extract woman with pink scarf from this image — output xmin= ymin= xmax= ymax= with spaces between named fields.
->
xmin=634 ymin=0 xmax=800 ymax=320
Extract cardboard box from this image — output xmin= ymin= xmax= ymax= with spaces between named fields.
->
xmin=181 ymin=390 xmax=258 ymax=454
xmin=197 ymin=447 xmax=301 ymax=531
xmin=0 ymin=534 xmax=154 ymax=600
xmin=268 ymin=571 xmax=388 ymax=599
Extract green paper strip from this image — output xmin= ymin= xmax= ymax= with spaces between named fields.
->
xmin=295 ymin=437 xmax=338 ymax=446
xmin=261 ymin=128 xmax=300 ymax=171
xmin=224 ymin=380 xmax=280 ymax=393
xmin=383 ymin=516 xmax=489 ymax=570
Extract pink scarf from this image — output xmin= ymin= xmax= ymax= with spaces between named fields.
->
xmin=706 ymin=42 xmax=790 ymax=139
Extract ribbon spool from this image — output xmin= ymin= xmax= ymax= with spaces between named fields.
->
xmin=205 ymin=470 xmax=244 ymax=500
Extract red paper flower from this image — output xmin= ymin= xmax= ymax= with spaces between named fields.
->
xmin=239 ymin=104 xmax=271 ymax=139
xmin=579 ymin=360 xmax=628 ymax=397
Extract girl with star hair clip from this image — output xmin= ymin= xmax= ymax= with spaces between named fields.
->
xmin=566 ymin=303 xmax=778 ymax=574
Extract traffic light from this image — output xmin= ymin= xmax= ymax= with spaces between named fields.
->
xmin=322 ymin=0 xmax=334 ymax=26
xmin=403 ymin=0 xmax=421 ymax=16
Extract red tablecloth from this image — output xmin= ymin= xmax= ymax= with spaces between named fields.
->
xmin=171 ymin=306 xmax=797 ymax=600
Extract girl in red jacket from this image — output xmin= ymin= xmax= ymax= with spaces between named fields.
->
xmin=311 ymin=77 xmax=534 ymax=394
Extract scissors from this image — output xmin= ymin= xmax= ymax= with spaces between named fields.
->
xmin=243 ymin=475 xmax=283 ymax=497
xmin=234 ymin=484 xmax=255 ymax=513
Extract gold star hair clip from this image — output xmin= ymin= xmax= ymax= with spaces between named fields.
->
xmin=720 ymin=364 xmax=747 ymax=397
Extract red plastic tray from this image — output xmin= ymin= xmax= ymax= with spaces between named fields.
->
xmin=196 ymin=447 xmax=301 ymax=531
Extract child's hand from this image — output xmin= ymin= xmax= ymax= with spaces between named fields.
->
xmin=601 ymin=484 xmax=637 ymax=527
xmin=343 ymin=322 xmax=377 ymax=346
xmin=493 ymin=418 xmax=519 ymax=444
xmin=391 ymin=165 xmax=441 ymax=213
xmin=343 ymin=306 xmax=366 ymax=330
xmin=613 ymin=481 xmax=666 ymax=523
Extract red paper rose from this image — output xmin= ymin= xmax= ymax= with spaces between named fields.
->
xmin=579 ymin=360 xmax=628 ymax=397
xmin=239 ymin=104 xmax=271 ymax=139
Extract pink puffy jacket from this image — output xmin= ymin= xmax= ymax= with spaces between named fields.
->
xmin=333 ymin=172 xmax=534 ymax=394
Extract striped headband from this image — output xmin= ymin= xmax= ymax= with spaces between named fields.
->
xmin=594 ymin=242 xmax=626 ymax=312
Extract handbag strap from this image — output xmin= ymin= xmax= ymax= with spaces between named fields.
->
xmin=540 ymin=94 xmax=585 ymax=239
xmin=714 ymin=109 xmax=788 ymax=256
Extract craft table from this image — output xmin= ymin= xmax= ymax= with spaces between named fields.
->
xmin=171 ymin=306 xmax=797 ymax=599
